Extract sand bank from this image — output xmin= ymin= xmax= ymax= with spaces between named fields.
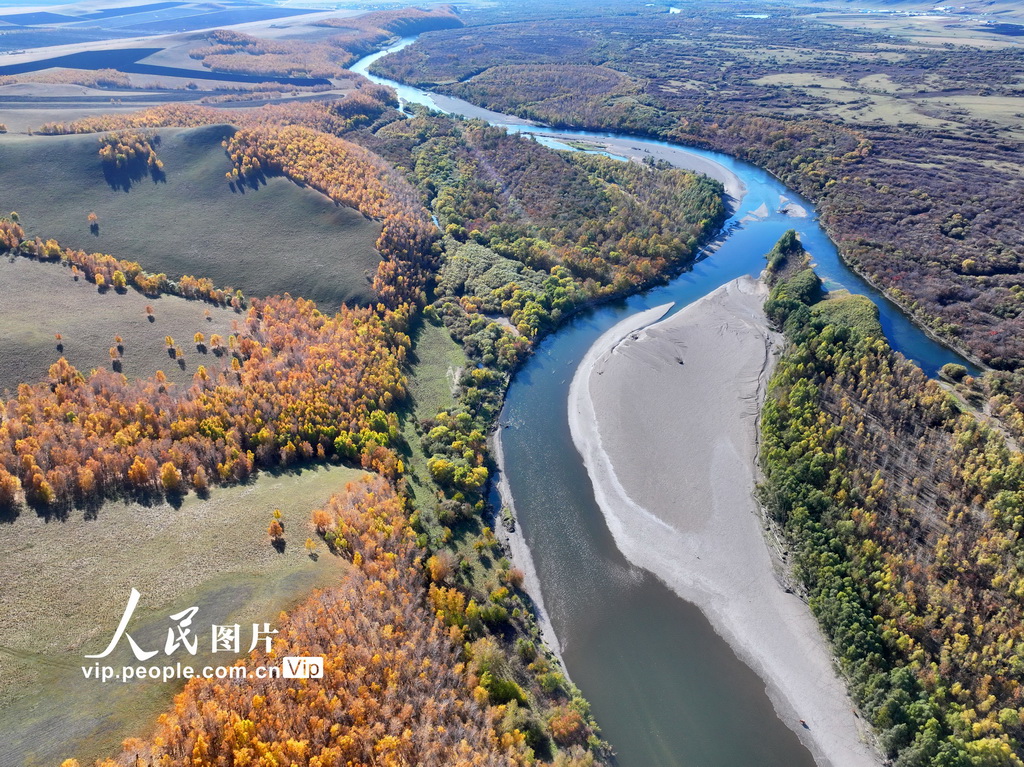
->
xmin=568 ymin=276 xmax=880 ymax=767
xmin=780 ymin=194 xmax=810 ymax=218
xmin=428 ymin=92 xmax=538 ymax=126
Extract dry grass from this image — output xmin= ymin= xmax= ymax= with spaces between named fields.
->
xmin=0 ymin=105 xmax=155 ymax=134
xmin=815 ymin=13 xmax=1024 ymax=49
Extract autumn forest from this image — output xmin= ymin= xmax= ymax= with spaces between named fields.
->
xmin=3 ymin=1 xmax=1024 ymax=766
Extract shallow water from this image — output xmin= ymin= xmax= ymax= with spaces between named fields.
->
xmin=353 ymin=37 xmax=974 ymax=766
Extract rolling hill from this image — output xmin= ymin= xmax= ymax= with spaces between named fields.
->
xmin=0 ymin=123 xmax=382 ymax=311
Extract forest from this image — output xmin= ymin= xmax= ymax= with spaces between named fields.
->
xmin=0 ymin=286 xmax=407 ymax=511
xmin=370 ymin=4 xmax=1024 ymax=413
xmin=0 ymin=45 xmax=737 ymax=759
xmin=760 ymin=235 xmax=1024 ymax=766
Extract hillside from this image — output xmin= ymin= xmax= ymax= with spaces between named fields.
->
xmin=0 ymin=257 xmax=240 ymax=393
xmin=0 ymin=124 xmax=382 ymax=311
xmin=1 ymin=463 xmax=363 ymax=767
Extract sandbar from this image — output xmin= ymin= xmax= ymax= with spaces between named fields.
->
xmin=568 ymin=276 xmax=880 ymax=767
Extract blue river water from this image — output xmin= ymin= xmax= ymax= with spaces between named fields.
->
xmin=353 ymin=38 xmax=973 ymax=767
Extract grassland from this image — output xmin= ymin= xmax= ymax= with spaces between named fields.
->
xmin=813 ymin=8 xmax=1024 ymax=50
xmin=0 ymin=124 xmax=382 ymax=311
xmin=0 ymin=105 xmax=153 ymax=134
xmin=0 ymin=256 xmax=240 ymax=392
xmin=406 ymin=316 xmax=468 ymax=420
xmin=0 ymin=462 xmax=365 ymax=767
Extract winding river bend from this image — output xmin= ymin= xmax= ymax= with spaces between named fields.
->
xmin=354 ymin=39 xmax=974 ymax=767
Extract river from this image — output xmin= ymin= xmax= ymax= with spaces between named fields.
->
xmin=353 ymin=38 xmax=974 ymax=767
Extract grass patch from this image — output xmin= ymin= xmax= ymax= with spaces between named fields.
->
xmin=812 ymin=291 xmax=883 ymax=338
xmin=406 ymin=316 xmax=468 ymax=419
xmin=0 ymin=256 xmax=240 ymax=392
xmin=0 ymin=124 xmax=382 ymax=311
xmin=0 ymin=461 xmax=365 ymax=767
xmin=397 ymin=317 xmax=468 ymax=535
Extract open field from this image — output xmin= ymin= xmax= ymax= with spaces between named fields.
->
xmin=814 ymin=11 xmax=1024 ymax=49
xmin=0 ymin=255 xmax=240 ymax=391
xmin=406 ymin=316 xmax=467 ymax=420
xmin=0 ymin=103 xmax=170 ymax=132
xmin=0 ymin=2 xmax=341 ymax=54
xmin=0 ymin=461 xmax=365 ymax=767
xmin=0 ymin=124 xmax=382 ymax=310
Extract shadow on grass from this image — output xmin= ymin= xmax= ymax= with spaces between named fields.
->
xmin=102 ymin=154 xmax=167 ymax=193
xmin=228 ymin=169 xmax=269 ymax=194
xmin=8 ymin=457 xmax=367 ymax=526
xmin=0 ymin=501 xmax=20 ymax=524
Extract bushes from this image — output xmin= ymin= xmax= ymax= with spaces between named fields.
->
xmin=764 ymin=267 xmax=823 ymax=331
xmin=811 ymin=294 xmax=882 ymax=339
xmin=941 ymin=362 xmax=969 ymax=382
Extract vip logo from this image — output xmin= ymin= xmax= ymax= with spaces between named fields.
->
xmin=281 ymin=656 xmax=324 ymax=679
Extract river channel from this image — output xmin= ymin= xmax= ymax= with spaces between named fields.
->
xmin=353 ymin=38 xmax=973 ymax=767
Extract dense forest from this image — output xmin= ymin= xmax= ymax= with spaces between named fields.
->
xmin=387 ymin=115 xmax=723 ymax=328
xmin=0 ymin=287 xmax=406 ymax=511
xmin=370 ymin=5 xmax=1024 ymax=399
xmin=348 ymin=110 xmax=724 ymax=517
xmin=760 ymin=235 xmax=1024 ymax=766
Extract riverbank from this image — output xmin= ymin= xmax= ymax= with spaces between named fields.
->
xmin=490 ymin=428 xmax=566 ymax=671
xmin=568 ymin=276 xmax=880 ymax=767
xmin=358 ymin=34 xmax=977 ymax=765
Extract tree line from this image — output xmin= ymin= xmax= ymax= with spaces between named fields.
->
xmin=761 ymin=234 xmax=1024 ymax=766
